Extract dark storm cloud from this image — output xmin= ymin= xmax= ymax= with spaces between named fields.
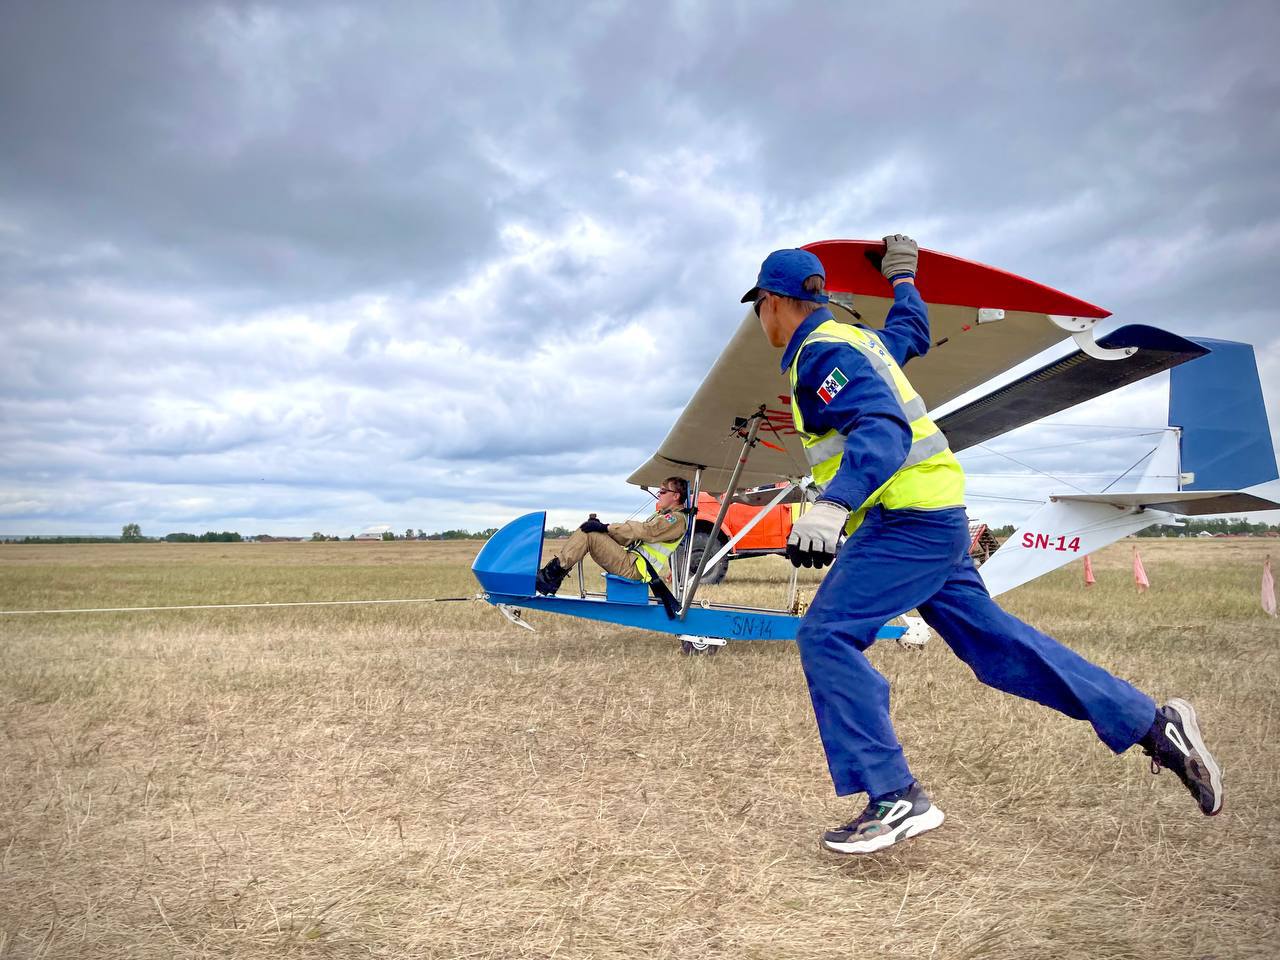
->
xmin=0 ymin=3 xmax=513 ymax=300
xmin=1 ymin=0 xmax=1277 ymax=534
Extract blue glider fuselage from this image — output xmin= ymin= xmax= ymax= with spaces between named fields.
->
xmin=470 ymin=510 xmax=906 ymax=644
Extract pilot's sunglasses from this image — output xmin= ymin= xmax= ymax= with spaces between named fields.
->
xmin=753 ymin=295 xmax=767 ymax=318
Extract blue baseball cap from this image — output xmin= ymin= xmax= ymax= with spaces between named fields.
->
xmin=740 ymin=248 xmax=829 ymax=304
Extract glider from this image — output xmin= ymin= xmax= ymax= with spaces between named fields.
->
xmin=472 ymin=240 xmax=1280 ymax=651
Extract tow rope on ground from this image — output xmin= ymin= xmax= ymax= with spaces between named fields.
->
xmin=0 ymin=596 xmax=480 ymax=616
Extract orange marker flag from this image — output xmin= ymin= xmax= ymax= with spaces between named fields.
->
xmin=1263 ymin=556 xmax=1277 ymax=617
xmin=1084 ymin=554 xmax=1096 ymax=587
xmin=1133 ymin=545 xmax=1150 ymax=593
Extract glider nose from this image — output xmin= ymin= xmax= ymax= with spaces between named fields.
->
xmin=471 ymin=511 xmax=546 ymax=597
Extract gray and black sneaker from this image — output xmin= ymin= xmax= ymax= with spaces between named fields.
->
xmin=822 ymin=782 xmax=945 ymax=855
xmin=1143 ymin=698 xmax=1223 ymax=816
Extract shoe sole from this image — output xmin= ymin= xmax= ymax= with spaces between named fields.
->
xmin=822 ymin=804 xmax=946 ymax=855
xmin=1166 ymin=697 xmax=1224 ymax=816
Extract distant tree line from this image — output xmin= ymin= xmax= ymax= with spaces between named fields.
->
xmin=421 ymin=526 xmax=577 ymax=540
xmin=421 ymin=527 xmax=501 ymax=540
xmin=1135 ymin=517 xmax=1280 ymax=537
xmin=9 ymin=535 xmax=129 ymax=544
xmin=7 ymin=516 xmax=1277 ymax=547
xmin=163 ymin=531 xmax=244 ymax=542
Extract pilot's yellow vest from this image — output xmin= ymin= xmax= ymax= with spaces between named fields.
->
xmin=788 ymin=319 xmax=965 ymax=532
xmin=629 ymin=514 xmax=682 ymax=582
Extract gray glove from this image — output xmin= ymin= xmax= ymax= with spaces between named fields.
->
xmin=880 ymin=234 xmax=918 ymax=280
xmin=786 ymin=500 xmax=849 ymax=568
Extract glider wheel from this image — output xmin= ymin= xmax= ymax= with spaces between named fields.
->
xmin=680 ymin=638 xmax=720 ymax=656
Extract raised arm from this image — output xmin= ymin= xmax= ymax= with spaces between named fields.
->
xmin=875 ymin=280 xmax=931 ymax=367
xmin=873 ymin=235 xmax=930 ymax=367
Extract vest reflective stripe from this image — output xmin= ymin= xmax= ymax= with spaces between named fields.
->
xmin=800 ymin=427 xmax=950 ymax=472
xmin=628 ymin=513 xmax=682 ymax=581
xmin=788 ymin=320 xmax=965 ymax=520
xmin=899 ymin=429 xmax=951 ymax=468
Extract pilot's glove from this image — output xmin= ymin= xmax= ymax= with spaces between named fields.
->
xmin=785 ymin=500 xmax=849 ymax=569
xmin=880 ymin=234 xmax=918 ymax=281
xmin=579 ymin=516 xmax=609 ymax=534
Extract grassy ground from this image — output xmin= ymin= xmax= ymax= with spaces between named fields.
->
xmin=1 ymin=539 xmax=1277 ymax=958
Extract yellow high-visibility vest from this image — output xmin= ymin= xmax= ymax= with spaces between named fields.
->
xmin=629 ymin=515 xmax=683 ymax=582
xmin=789 ymin=319 xmax=965 ymax=533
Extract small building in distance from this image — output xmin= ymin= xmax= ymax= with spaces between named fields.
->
xmin=968 ymin=521 xmax=1002 ymax=566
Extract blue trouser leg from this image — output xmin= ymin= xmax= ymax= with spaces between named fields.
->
xmin=917 ymin=556 xmax=1155 ymax=754
xmin=797 ymin=507 xmax=969 ymax=798
xmin=797 ymin=506 xmax=1156 ymax=799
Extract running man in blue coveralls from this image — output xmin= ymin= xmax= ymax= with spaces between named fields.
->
xmin=744 ymin=237 xmax=1224 ymax=855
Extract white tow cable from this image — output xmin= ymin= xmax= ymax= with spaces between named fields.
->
xmin=0 ymin=596 xmax=480 ymax=616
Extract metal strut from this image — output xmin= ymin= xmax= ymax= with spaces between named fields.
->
xmin=678 ymin=407 xmax=765 ymax=619
xmin=699 ymin=479 xmax=799 ymax=572
xmin=677 ymin=466 xmax=704 ymax=600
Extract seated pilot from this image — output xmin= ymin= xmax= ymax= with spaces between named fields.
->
xmin=534 ymin=477 xmax=690 ymax=595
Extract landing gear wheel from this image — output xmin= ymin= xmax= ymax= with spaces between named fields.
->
xmin=680 ymin=638 xmax=720 ymax=656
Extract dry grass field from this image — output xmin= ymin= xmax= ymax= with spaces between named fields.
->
xmin=1 ymin=538 xmax=1277 ymax=959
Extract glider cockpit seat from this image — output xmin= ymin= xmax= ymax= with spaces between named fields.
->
xmin=604 ymin=573 xmax=649 ymax=605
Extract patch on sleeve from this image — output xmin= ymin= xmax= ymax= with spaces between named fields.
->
xmin=664 ymin=514 xmax=677 ymax=523
xmin=817 ymin=367 xmax=849 ymax=404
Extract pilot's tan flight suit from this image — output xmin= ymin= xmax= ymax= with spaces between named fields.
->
xmin=553 ymin=509 xmax=688 ymax=580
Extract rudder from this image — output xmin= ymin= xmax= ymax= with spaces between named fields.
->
xmin=1170 ymin=339 xmax=1278 ymax=491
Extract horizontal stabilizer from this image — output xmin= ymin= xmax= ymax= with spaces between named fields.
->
xmin=1052 ymin=489 xmax=1280 ymax=516
xmin=979 ymin=499 xmax=1176 ymax=597
xmin=982 ymin=478 xmax=1280 ymax=597
xmin=937 ymin=325 xmax=1209 ymax=453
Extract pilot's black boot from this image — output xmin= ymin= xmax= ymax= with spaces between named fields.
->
xmin=535 ymin=557 xmax=569 ymax=596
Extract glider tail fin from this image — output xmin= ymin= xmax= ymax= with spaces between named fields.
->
xmin=978 ymin=339 xmax=1280 ymax=598
xmin=1171 ymin=338 xmax=1278 ymax=493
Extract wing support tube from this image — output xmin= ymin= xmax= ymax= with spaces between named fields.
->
xmin=675 ymin=466 xmax=703 ymax=599
xmin=679 ymin=408 xmax=764 ymax=618
xmin=1049 ymin=314 xmax=1137 ymax=361
xmin=701 ymin=479 xmax=803 ymax=573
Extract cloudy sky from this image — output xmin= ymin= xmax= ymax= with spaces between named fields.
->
xmin=2 ymin=1 xmax=1278 ymax=537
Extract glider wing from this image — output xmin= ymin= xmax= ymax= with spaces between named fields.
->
xmin=935 ymin=325 xmax=1210 ymax=453
xmin=630 ymin=240 xmax=1111 ymax=492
